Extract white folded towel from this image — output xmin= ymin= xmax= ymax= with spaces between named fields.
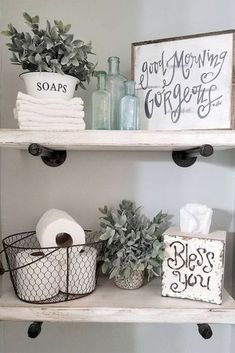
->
xmin=15 ymin=92 xmax=86 ymax=131
xmin=16 ymin=101 xmax=84 ymax=112
xmin=19 ymin=125 xmax=85 ymax=131
xmin=17 ymin=116 xmax=84 ymax=125
xmin=19 ymin=121 xmax=86 ymax=130
xmin=19 ymin=120 xmax=85 ymax=127
xmin=17 ymin=92 xmax=84 ymax=106
xmin=16 ymin=106 xmax=84 ymax=118
xmin=14 ymin=109 xmax=85 ymax=121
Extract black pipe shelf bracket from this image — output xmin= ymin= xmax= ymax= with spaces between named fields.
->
xmin=28 ymin=143 xmax=67 ymax=167
xmin=172 ymin=144 xmax=214 ymax=167
xmin=28 ymin=322 xmax=43 ymax=339
xmin=197 ymin=324 xmax=213 ymax=339
xmin=26 ymin=322 xmax=212 ymax=340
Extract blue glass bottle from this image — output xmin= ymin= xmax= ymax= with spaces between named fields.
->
xmin=106 ymin=56 xmax=126 ymax=130
xmin=119 ymin=81 xmax=139 ymax=130
xmin=92 ymin=71 xmax=111 ymax=130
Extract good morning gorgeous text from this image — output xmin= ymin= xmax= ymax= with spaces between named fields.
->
xmin=167 ymin=241 xmax=214 ymax=294
xmin=138 ymin=49 xmax=228 ymax=123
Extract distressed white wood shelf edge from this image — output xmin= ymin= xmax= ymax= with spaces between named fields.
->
xmin=0 ymin=276 xmax=235 ymax=323
xmin=0 ymin=129 xmax=235 ymax=151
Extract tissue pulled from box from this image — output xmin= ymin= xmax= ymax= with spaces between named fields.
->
xmin=180 ymin=203 xmax=213 ymax=235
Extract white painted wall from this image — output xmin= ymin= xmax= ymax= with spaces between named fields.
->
xmin=0 ymin=0 xmax=235 ymax=352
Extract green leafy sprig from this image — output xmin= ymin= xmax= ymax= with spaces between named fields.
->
xmin=98 ymin=200 xmax=169 ymax=280
xmin=1 ymin=12 xmax=95 ymax=89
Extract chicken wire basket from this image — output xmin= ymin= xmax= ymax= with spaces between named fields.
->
xmin=1 ymin=230 xmax=105 ymax=304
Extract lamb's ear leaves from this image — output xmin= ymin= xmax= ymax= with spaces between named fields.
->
xmin=99 ymin=232 xmax=111 ymax=241
xmin=10 ymin=53 xmax=19 ymax=63
xmin=1 ymin=30 xmax=11 ymax=36
xmin=61 ymin=55 xmax=69 ymax=65
xmin=23 ymin=12 xmax=32 ymax=23
xmin=64 ymin=24 xmax=71 ymax=33
xmin=31 ymin=16 xmax=39 ymax=24
xmin=8 ymin=24 xmax=17 ymax=34
xmin=35 ymin=53 xmax=42 ymax=63
xmin=57 ymin=20 xmax=64 ymax=33
xmin=98 ymin=207 xmax=106 ymax=214
xmin=101 ymin=262 xmax=109 ymax=274
xmin=78 ymin=81 xmax=86 ymax=89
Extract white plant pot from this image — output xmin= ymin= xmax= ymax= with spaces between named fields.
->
xmin=20 ymin=72 xmax=79 ymax=100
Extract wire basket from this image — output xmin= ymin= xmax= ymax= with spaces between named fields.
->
xmin=1 ymin=230 xmax=105 ymax=304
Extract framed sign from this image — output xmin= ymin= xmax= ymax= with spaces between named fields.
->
xmin=162 ymin=227 xmax=226 ymax=304
xmin=132 ymin=30 xmax=235 ymax=130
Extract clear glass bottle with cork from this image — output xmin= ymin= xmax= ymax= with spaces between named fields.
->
xmin=119 ymin=80 xmax=139 ymax=130
xmin=92 ymin=71 xmax=111 ymax=130
xmin=106 ymin=56 xmax=126 ymax=130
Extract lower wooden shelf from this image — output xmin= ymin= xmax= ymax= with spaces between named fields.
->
xmin=0 ymin=275 xmax=235 ymax=323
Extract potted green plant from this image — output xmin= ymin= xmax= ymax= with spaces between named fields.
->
xmin=98 ymin=200 xmax=168 ymax=290
xmin=1 ymin=13 xmax=95 ymax=99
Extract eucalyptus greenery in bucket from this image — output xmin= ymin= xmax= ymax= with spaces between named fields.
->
xmin=1 ymin=13 xmax=95 ymax=99
xmin=98 ymin=200 xmax=168 ymax=290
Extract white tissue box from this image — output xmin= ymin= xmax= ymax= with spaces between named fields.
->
xmin=162 ymin=227 xmax=226 ymax=305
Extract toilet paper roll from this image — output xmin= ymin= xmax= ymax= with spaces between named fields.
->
xmin=60 ymin=246 xmax=97 ymax=294
xmin=15 ymin=249 xmax=60 ymax=302
xmin=36 ymin=209 xmax=86 ymax=248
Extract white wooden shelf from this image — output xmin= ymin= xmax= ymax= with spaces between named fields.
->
xmin=1 ymin=275 xmax=235 ymax=323
xmin=0 ymin=129 xmax=235 ymax=151
xmin=0 ymin=129 xmax=235 ymax=324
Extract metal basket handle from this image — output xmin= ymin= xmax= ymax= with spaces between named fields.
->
xmin=0 ymin=231 xmax=36 ymax=275
xmin=0 ymin=259 xmax=5 ymax=275
xmin=0 ymin=247 xmax=63 ymax=274
xmin=0 ymin=230 xmax=104 ymax=275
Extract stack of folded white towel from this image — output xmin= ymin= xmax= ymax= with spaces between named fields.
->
xmin=14 ymin=92 xmax=86 ymax=130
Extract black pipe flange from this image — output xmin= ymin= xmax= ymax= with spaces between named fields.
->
xmin=197 ymin=323 xmax=213 ymax=339
xmin=28 ymin=321 xmax=43 ymax=338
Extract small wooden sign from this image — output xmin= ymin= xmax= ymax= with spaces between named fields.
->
xmin=132 ymin=30 xmax=235 ymax=130
xmin=162 ymin=227 xmax=226 ymax=304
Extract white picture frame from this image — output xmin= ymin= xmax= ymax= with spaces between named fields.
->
xmin=132 ymin=30 xmax=235 ymax=130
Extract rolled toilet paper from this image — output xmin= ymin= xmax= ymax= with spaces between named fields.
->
xmin=180 ymin=203 xmax=213 ymax=235
xmin=15 ymin=249 xmax=60 ymax=302
xmin=36 ymin=209 xmax=86 ymax=248
xmin=60 ymin=246 xmax=97 ymax=294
